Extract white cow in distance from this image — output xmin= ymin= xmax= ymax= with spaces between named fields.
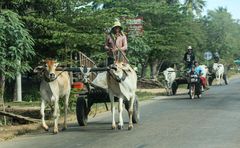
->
xmin=34 ymin=59 xmax=71 ymax=134
xmin=212 ymin=63 xmax=224 ymax=85
xmin=163 ymin=67 xmax=176 ymax=95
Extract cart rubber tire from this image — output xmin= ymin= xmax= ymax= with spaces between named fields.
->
xmin=189 ymin=84 xmax=195 ymax=99
xmin=172 ymin=81 xmax=178 ymax=95
xmin=76 ymin=97 xmax=88 ymax=126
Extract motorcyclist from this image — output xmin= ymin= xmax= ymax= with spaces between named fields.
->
xmin=183 ymin=46 xmax=195 ymax=72
xmin=193 ymin=61 xmax=208 ymax=91
xmin=213 ymin=51 xmax=220 ymax=63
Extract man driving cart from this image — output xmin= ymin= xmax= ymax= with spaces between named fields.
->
xmin=104 ymin=20 xmax=128 ymax=65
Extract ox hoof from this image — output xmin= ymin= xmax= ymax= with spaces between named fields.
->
xmin=111 ymin=125 xmax=116 ymax=130
xmin=53 ymin=130 xmax=59 ymax=134
xmin=42 ymin=125 xmax=49 ymax=131
xmin=118 ymin=125 xmax=124 ymax=130
xmin=128 ymin=125 xmax=133 ymax=130
xmin=53 ymin=127 xmax=59 ymax=134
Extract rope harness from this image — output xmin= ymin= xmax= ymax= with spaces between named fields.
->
xmin=43 ymin=68 xmax=67 ymax=83
xmin=108 ymin=66 xmax=128 ymax=83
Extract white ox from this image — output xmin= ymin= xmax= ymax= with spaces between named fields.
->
xmin=163 ymin=67 xmax=176 ymax=95
xmin=212 ymin=63 xmax=224 ymax=85
xmin=107 ymin=62 xmax=137 ymax=130
xmin=34 ymin=59 xmax=71 ymax=134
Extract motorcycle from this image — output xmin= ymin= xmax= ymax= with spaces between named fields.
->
xmin=188 ymin=73 xmax=202 ymax=99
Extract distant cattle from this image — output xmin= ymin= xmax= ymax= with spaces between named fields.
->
xmin=212 ymin=63 xmax=225 ymax=85
xmin=107 ymin=62 xmax=137 ymax=130
xmin=163 ymin=67 xmax=176 ymax=95
xmin=34 ymin=59 xmax=71 ymax=134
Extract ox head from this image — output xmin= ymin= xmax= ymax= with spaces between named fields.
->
xmin=34 ymin=59 xmax=59 ymax=82
xmin=108 ymin=62 xmax=129 ymax=82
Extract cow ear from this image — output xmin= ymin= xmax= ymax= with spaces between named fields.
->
xmin=54 ymin=62 xmax=59 ymax=67
xmin=38 ymin=59 xmax=45 ymax=65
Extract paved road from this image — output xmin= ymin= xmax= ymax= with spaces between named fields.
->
xmin=2 ymin=78 xmax=240 ymax=148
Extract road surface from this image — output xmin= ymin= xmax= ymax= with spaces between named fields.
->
xmin=2 ymin=78 xmax=240 ymax=148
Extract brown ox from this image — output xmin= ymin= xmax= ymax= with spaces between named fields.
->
xmin=107 ymin=62 xmax=137 ymax=130
xmin=34 ymin=59 xmax=71 ymax=134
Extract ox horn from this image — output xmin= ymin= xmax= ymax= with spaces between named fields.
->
xmin=110 ymin=65 xmax=117 ymax=71
xmin=33 ymin=65 xmax=44 ymax=73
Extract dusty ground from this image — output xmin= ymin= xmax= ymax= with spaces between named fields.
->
xmin=0 ymin=87 xmax=178 ymax=141
xmin=0 ymin=123 xmax=41 ymax=141
xmin=0 ymin=103 xmax=111 ymax=141
xmin=0 ymin=73 xmax=239 ymax=141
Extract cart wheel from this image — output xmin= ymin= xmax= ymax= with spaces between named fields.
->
xmin=132 ymin=96 xmax=140 ymax=124
xmin=172 ymin=81 xmax=178 ymax=95
xmin=196 ymin=83 xmax=202 ymax=99
xmin=76 ymin=97 xmax=88 ymax=126
xmin=189 ymin=84 xmax=195 ymax=99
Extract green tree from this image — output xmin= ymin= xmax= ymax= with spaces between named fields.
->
xmin=0 ymin=10 xmax=35 ymax=101
xmin=128 ymin=36 xmax=151 ymax=78
xmin=166 ymin=0 xmax=179 ymax=5
xmin=183 ymin=0 xmax=206 ymax=16
xmin=139 ymin=2 xmax=206 ymax=78
xmin=1 ymin=0 xmax=132 ymax=64
xmin=104 ymin=1 xmax=207 ymax=78
xmin=204 ymin=7 xmax=240 ymax=64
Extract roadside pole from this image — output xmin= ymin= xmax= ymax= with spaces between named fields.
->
xmin=204 ymin=51 xmax=213 ymax=66
xmin=16 ymin=60 xmax=22 ymax=102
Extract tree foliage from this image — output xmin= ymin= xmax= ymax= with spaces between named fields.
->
xmin=183 ymin=0 xmax=206 ymax=16
xmin=1 ymin=0 xmax=240 ymax=81
xmin=0 ymin=10 xmax=35 ymax=79
xmin=204 ymin=7 xmax=240 ymax=64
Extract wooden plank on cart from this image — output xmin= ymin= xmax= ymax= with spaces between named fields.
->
xmin=71 ymin=51 xmax=97 ymax=81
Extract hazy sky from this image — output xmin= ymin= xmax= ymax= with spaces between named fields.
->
xmin=180 ymin=0 xmax=240 ymax=20
xmin=203 ymin=0 xmax=239 ymax=19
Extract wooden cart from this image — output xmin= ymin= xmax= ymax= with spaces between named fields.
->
xmin=60 ymin=51 xmax=140 ymax=126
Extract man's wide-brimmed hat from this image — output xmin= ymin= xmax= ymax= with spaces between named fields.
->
xmin=188 ymin=46 xmax=192 ymax=50
xmin=112 ymin=21 xmax=122 ymax=30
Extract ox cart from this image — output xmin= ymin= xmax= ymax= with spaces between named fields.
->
xmin=59 ymin=51 xmax=140 ymax=126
